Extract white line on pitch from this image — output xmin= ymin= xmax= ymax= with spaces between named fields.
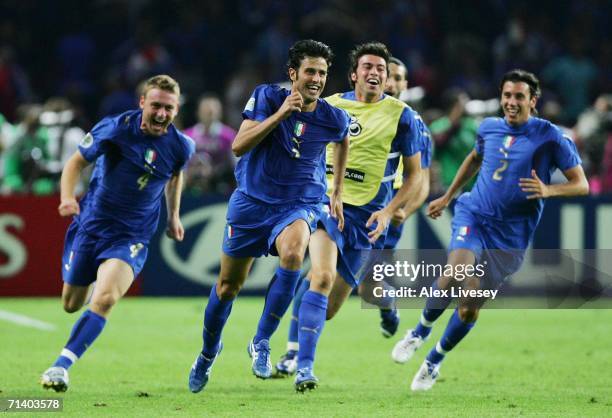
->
xmin=0 ymin=309 xmax=56 ymax=331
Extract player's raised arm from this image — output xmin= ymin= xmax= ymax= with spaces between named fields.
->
xmin=232 ymin=84 xmax=303 ymax=157
xmin=367 ymin=151 xmax=422 ymax=243
xmin=330 ymin=135 xmax=349 ymax=231
xmin=427 ymin=149 xmax=482 ymax=219
xmin=164 ymin=170 xmax=185 ymax=241
xmin=58 ymin=150 xmax=90 ymax=217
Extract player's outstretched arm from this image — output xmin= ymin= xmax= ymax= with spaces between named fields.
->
xmin=519 ymin=166 xmax=589 ymax=199
xmin=427 ymin=149 xmax=482 ymax=219
xmin=58 ymin=150 xmax=90 ymax=217
xmin=232 ymin=86 xmax=304 ymax=157
xmin=367 ymin=152 xmax=422 ymax=243
xmin=165 ymin=171 xmax=185 ymax=241
xmin=330 ymin=135 xmax=349 ymax=231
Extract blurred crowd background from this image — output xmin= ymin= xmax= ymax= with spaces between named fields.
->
xmin=0 ymin=0 xmax=611 ymax=197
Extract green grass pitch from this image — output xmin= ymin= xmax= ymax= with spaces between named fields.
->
xmin=1 ymin=297 xmax=611 ymax=417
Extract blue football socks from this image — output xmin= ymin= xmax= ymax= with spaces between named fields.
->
xmin=287 ymin=278 xmax=310 ymax=349
xmin=202 ymin=285 xmax=234 ymax=358
xmin=254 ymin=267 xmax=301 ymax=343
xmin=297 ymin=290 xmax=328 ymax=370
xmin=426 ymin=309 xmax=476 ymax=364
xmin=413 ymin=280 xmax=453 ymax=339
xmin=53 ymin=309 xmax=107 ymax=370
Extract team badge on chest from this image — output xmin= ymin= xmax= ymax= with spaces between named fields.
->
xmin=294 ymin=121 xmax=306 ymax=137
xmin=145 ymin=149 xmax=157 ymax=165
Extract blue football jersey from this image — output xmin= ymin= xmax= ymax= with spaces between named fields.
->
xmin=236 ymin=84 xmax=350 ymax=205
xmin=462 ymin=116 xmax=581 ymax=231
xmin=75 ymin=110 xmax=195 ymax=242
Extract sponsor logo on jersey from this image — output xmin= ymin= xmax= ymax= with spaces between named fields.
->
xmin=348 ymin=115 xmax=362 ymax=136
xmin=291 ymin=137 xmax=302 ymax=158
xmin=80 ymin=133 xmax=94 ymax=149
xmin=325 ymin=164 xmax=366 ymax=182
xmin=294 ymin=121 xmax=306 ymax=137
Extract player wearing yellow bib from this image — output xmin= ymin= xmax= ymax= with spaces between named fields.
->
xmin=357 ymin=57 xmax=433 ymax=338
xmin=284 ymin=43 xmax=428 ymax=391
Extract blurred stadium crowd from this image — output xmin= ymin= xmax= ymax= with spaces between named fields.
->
xmin=0 ymin=0 xmax=611 ymax=196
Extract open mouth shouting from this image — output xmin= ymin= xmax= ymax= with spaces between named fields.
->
xmin=366 ymin=78 xmax=380 ymax=88
xmin=304 ymin=83 xmax=321 ymax=96
xmin=150 ymin=117 xmax=168 ymax=132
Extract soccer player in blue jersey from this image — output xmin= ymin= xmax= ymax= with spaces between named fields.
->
xmin=357 ymin=57 xmax=432 ymax=338
xmin=275 ymin=53 xmax=430 ymax=381
xmin=40 ymin=75 xmax=195 ymax=392
xmin=391 ymin=69 xmax=589 ymax=391
xmin=188 ymin=40 xmax=350 ymax=392
xmin=274 ymin=42 xmax=428 ymax=391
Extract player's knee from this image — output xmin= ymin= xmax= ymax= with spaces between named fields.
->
xmin=310 ymin=270 xmax=334 ymax=293
xmin=457 ymin=305 xmax=479 ymax=322
xmin=90 ymin=292 xmax=118 ymax=314
xmin=279 ymin=247 xmax=305 ymax=270
xmin=450 ymin=272 xmax=476 ymax=287
xmin=217 ymin=280 xmax=240 ymax=300
xmin=437 ymin=275 xmax=452 ymax=290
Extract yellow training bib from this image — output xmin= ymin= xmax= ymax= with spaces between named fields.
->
xmin=325 ymin=94 xmax=406 ymax=206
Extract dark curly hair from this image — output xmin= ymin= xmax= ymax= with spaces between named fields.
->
xmin=286 ymin=39 xmax=334 ymax=74
xmin=347 ymin=42 xmax=390 ymax=88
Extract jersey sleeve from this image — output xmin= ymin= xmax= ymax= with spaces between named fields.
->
xmin=474 ymin=122 xmax=486 ymax=156
xmin=175 ymin=134 xmax=196 ymax=173
xmin=552 ymin=129 xmax=582 ymax=171
xmin=420 ymin=133 xmax=433 ymax=169
xmin=242 ymin=84 xmax=277 ymax=122
xmin=393 ymin=107 xmax=424 ymax=157
xmin=334 ymin=109 xmax=350 ymax=142
xmin=78 ymin=117 xmax=118 ymax=162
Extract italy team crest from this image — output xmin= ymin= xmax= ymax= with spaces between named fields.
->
xmin=503 ymin=135 xmax=516 ymax=149
xmin=145 ymin=149 xmax=157 ymax=165
xmin=294 ymin=121 xmax=306 ymax=137
xmin=456 ymin=226 xmax=471 ymax=241
xmin=459 ymin=226 xmax=470 ymax=236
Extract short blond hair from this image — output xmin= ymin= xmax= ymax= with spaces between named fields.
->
xmin=142 ymin=74 xmax=180 ymax=98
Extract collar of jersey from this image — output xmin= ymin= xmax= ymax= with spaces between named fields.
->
xmin=503 ymin=116 xmax=535 ymax=133
xmin=340 ymin=91 xmax=387 ymax=103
